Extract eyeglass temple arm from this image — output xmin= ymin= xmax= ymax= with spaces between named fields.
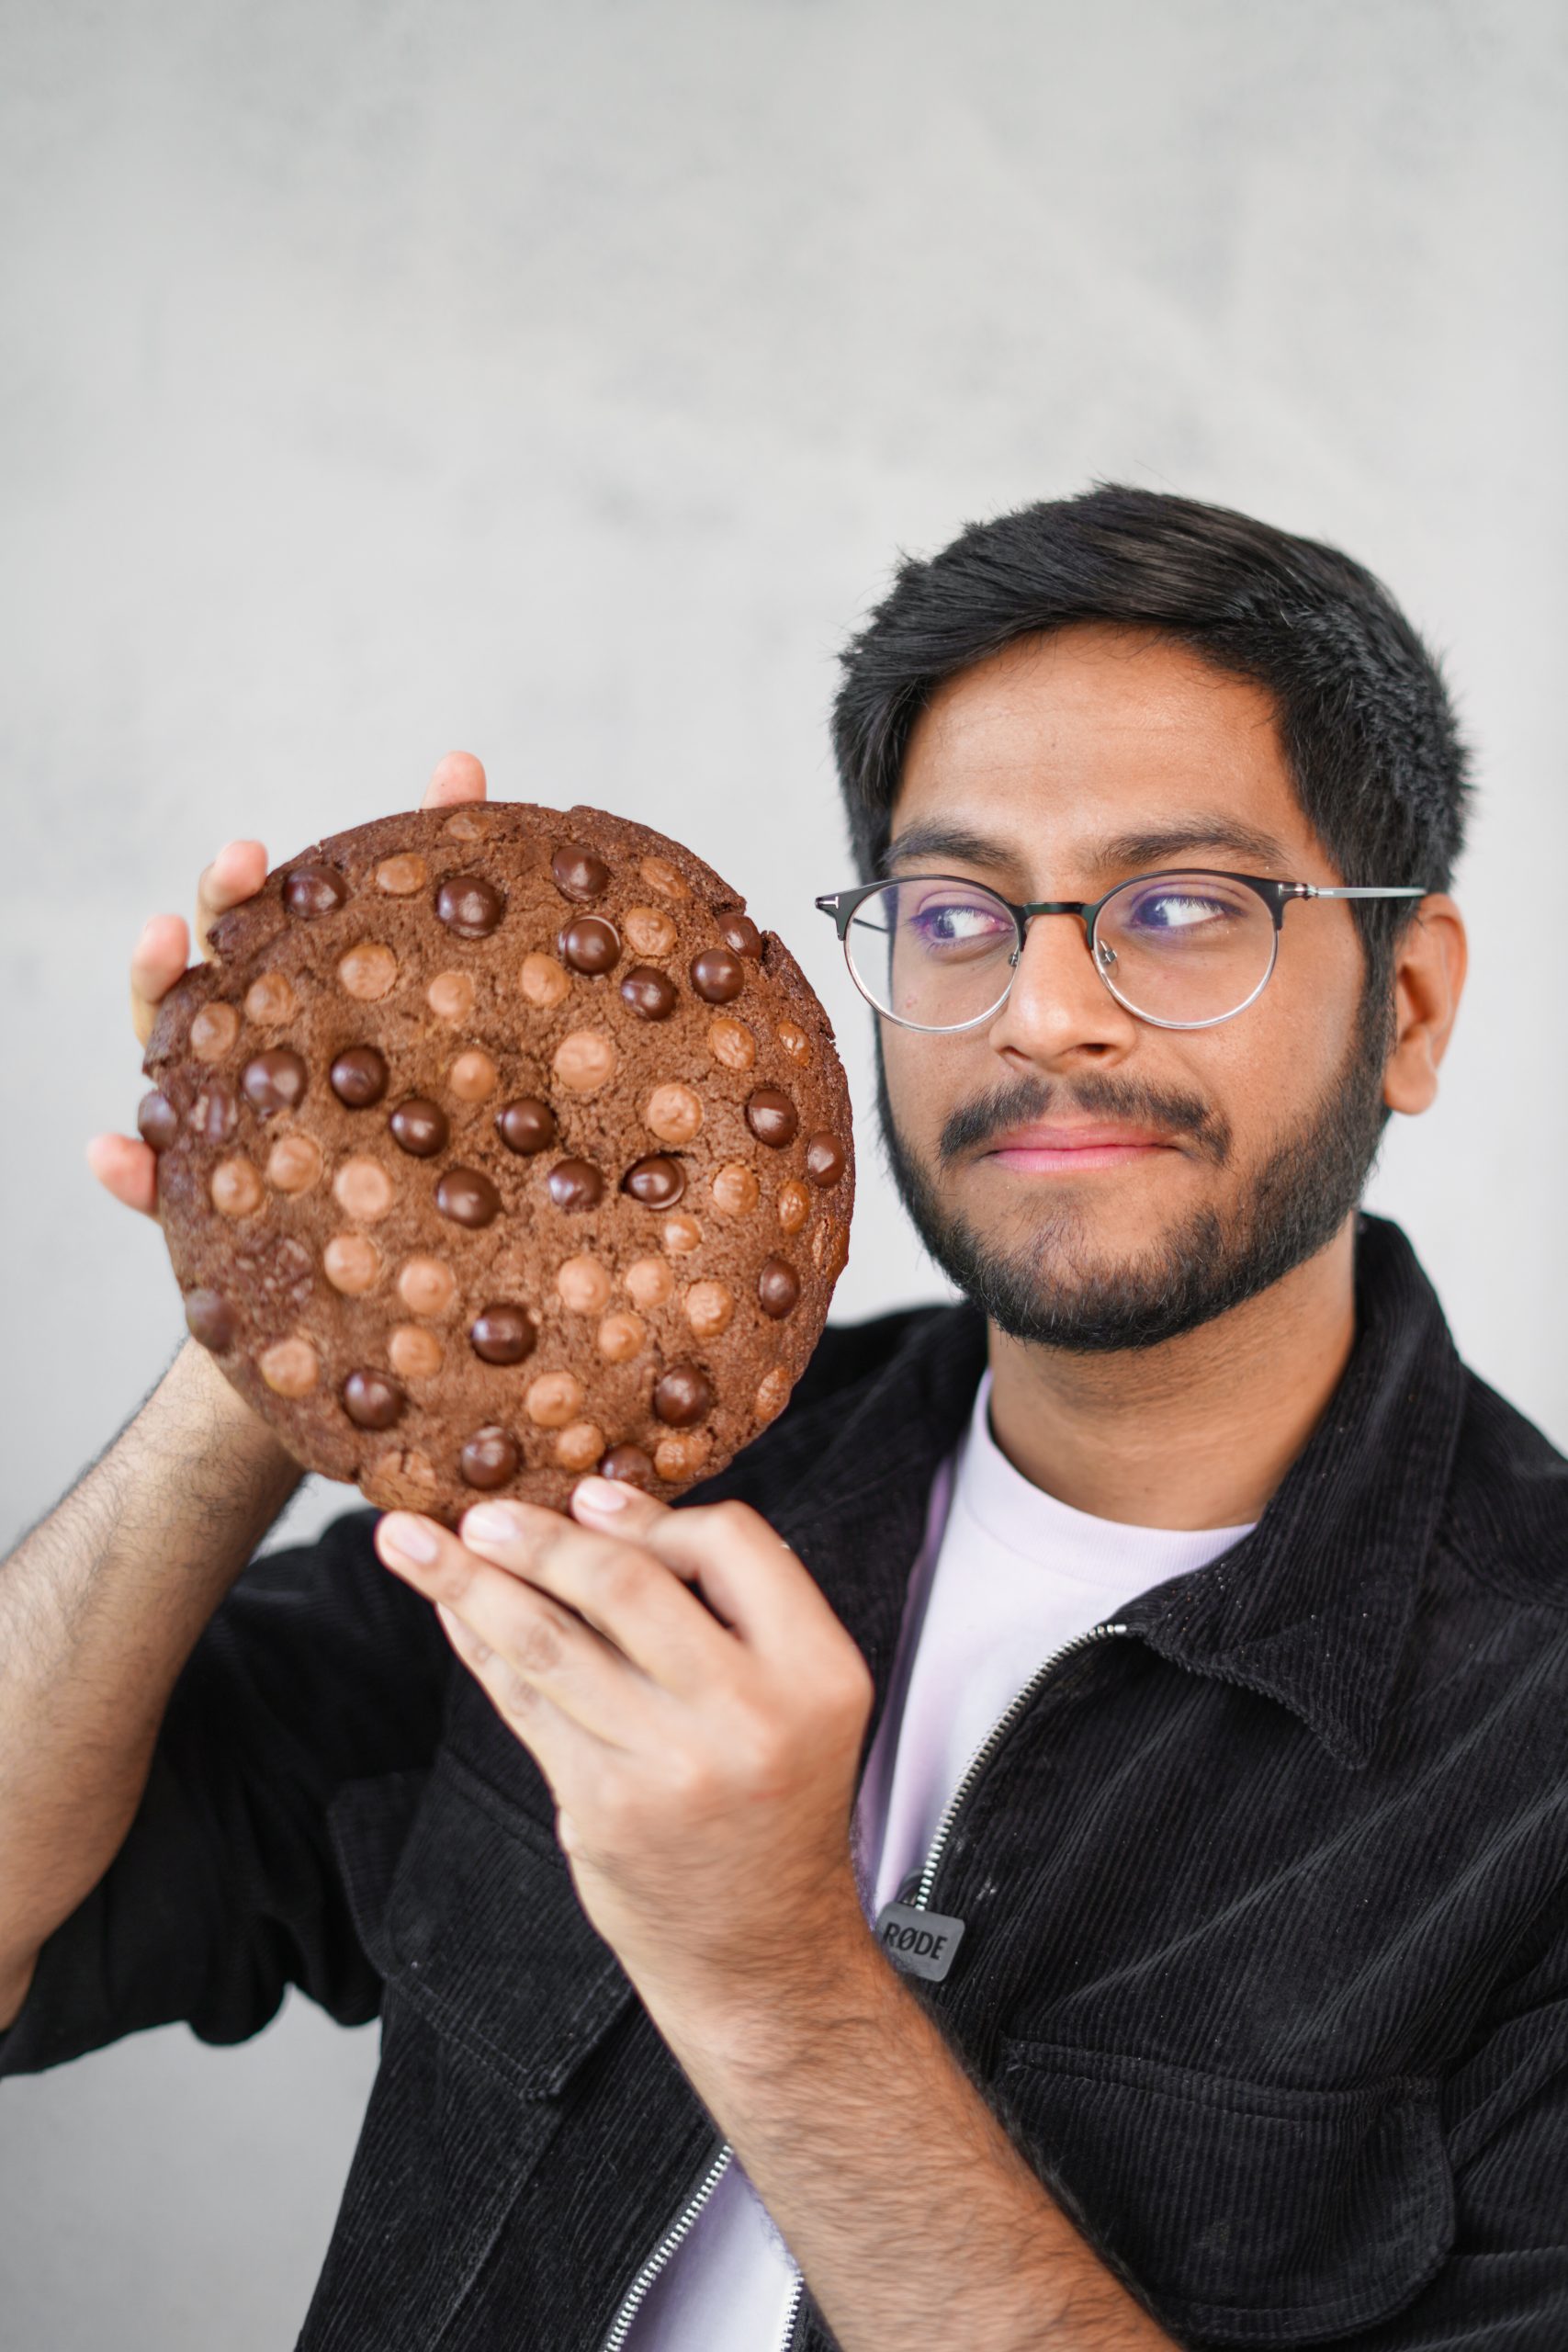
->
xmin=815 ymin=886 xmax=1428 ymax=934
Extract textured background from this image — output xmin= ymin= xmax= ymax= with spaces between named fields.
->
xmin=2 ymin=1 xmax=1565 ymax=2342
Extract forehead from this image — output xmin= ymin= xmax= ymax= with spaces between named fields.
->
xmin=892 ymin=624 xmax=1312 ymax=874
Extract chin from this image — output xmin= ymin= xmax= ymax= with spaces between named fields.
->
xmin=974 ymin=1180 xmax=1200 ymax=1267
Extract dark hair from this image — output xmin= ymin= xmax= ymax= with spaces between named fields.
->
xmin=830 ymin=484 xmax=1471 ymax=998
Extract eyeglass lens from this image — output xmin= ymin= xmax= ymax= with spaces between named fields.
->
xmin=845 ymin=875 xmax=1279 ymax=1029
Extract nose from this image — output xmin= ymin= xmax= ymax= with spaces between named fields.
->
xmin=984 ymin=908 xmax=1139 ymax=1069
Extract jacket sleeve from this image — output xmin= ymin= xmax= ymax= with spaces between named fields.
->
xmin=0 ymin=1507 xmax=450 ymax=2080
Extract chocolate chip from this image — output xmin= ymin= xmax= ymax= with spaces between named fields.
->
xmin=183 ymin=1288 xmax=234 ymax=1350
xmin=461 ymin=1427 xmax=521 ymax=1488
xmin=599 ymin=1442 xmax=654 ymax=1485
xmin=435 ymin=1168 xmax=502 ymax=1227
xmin=448 ymin=1049 xmax=498 ymax=1102
xmin=267 ymin=1133 xmax=322 ymax=1193
xmin=398 ymin=1255 xmax=456 ymax=1317
xmin=190 ymin=1002 xmax=239 ymax=1061
xmin=469 ymin=1305 xmax=536 ymax=1365
xmin=189 ymin=1083 xmax=238 ymax=1147
xmin=621 ymin=1154 xmax=686 ymax=1208
xmin=552 ymin=1029 xmax=615 ymax=1092
xmin=428 ymin=969 xmax=476 ymax=1023
xmin=284 ymin=863 xmax=348 ymax=919
xmin=558 ymin=915 xmax=621 ymax=975
xmin=259 ymin=1334 xmax=318 ymax=1395
xmin=690 ymin=947 xmax=744 ymax=1003
xmin=210 ymin=1156 xmax=263 ymax=1217
xmin=620 ymin=966 xmax=678 ymax=1020
xmin=757 ymin=1257 xmax=801 ymax=1318
xmin=805 ymin=1131 xmax=847 ymax=1187
xmin=746 ymin=1088 xmax=798 ymax=1148
xmin=138 ymin=1090 xmax=180 ymax=1150
xmin=550 ymin=843 xmax=610 ymax=901
xmin=389 ymin=1097 xmax=450 ymax=1157
xmin=653 ymin=1363 xmax=716 ymax=1428
xmin=334 ymin=1156 xmax=393 ymax=1220
xmin=497 ymin=1097 xmax=558 ymax=1155
xmin=330 ymin=1046 xmax=389 ymax=1109
xmin=720 ymin=912 xmax=762 ymax=959
xmin=343 ymin=1371 xmax=406 ymax=1430
xmin=241 ymin=1049 xmax=309 ymax=1116
xmin=338 ymin=943 xmax=399 ymax=1001
xmin=547 ymin=1158 xmax=604 ymax=1209
xmin=435 ymin=874 xmax=504 ymax=938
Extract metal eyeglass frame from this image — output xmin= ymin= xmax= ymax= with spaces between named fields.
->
xmin=815 ymin=870 xmax=1428 ymax=1034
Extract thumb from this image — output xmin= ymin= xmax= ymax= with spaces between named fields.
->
xmin=422 ymin=750 xmax=488 ymax=808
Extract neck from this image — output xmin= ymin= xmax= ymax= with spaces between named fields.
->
xmin=984 ymin=1218 xmax=1358 ymax=1530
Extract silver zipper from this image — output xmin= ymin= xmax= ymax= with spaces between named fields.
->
xmin=600 ymin=2137 xmax=809 ymax=2352
xmin=776 ymin=2267 xmax=807 ymax=2350
xmin=754 ymin=1625 xmax=1134 ymax=2347
xmin=912 ymin=1620 xmax=1129 ymax=1909
xmin=599 ymin=2143 xmax=733 ymax=2351
xmin=604 ymin=1623 xmax=1127 ymax=2351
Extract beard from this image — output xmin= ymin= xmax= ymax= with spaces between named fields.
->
xmin=874 ymin=995 xmax=1393 ymax=1353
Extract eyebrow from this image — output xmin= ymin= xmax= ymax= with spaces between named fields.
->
xmin=881 ymin=814 xmax=1293 ymax=878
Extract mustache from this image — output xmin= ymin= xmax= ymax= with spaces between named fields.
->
xmin=937 ymin=1071 xmax=1231 ymax=1168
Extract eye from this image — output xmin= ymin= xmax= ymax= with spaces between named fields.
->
xmin=900 ymin=889 xmax=1015 ymax=958
xmin=1118 ymin=880 xmax=1246 ymax=936
xmin=910 ymin=897 xmax=1010 ymax=944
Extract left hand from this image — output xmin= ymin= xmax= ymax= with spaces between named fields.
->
xmin=374 ymin=1481 xmax=874 ymax=2018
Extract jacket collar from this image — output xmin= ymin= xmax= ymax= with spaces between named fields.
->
xmin=744 ymin=1214 xmax=1467 ymax=1772
xmin=1120 ymin=1215 xmax=1470 ymax=1767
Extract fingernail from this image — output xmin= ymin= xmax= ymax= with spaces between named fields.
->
xmin=381 ymin=1513 xmax=439 ymax=1564
xmin=573 ymin=1476 xmax=630 ymax=1512
xmin=463 ymin=1502 xmax=520 ymax=1544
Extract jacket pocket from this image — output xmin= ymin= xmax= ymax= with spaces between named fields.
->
xmin=328 ymin=1747 xmax=632 ymax=2098
xmin=995 ymin=2038 xmax=1453 ymax=2346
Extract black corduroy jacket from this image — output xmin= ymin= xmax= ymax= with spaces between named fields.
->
xmin=4 ymin=1214 xmax=1568 ymax=2350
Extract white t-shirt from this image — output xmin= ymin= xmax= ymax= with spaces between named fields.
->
xmin=626 ymin=1369 xmax=1256 ymax=2349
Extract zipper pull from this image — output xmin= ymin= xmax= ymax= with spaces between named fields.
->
xmin=874 ymin=1899 xmax=965 ymax=1983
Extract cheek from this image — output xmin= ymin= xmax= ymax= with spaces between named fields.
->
xmin=1265 ymin=925 xmax=1370 ymax=1082
xmin=1191 ymin=969 xmax=1362 ymax=1143
xmin=880 ymin=1030 xmax=970 ymax=1148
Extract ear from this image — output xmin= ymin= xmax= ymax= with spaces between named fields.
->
xmin=1382 ymin=894 xmax=1467 ymax=1116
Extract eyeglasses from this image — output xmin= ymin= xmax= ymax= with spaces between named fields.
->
xmin=815 ymin=870 xmax=1427 ymax=1034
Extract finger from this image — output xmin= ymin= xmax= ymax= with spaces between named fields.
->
xmin=458 ymin=1498 xmax=732 ymax=1696
xmin=570 ymin=1480 xmax=829 ymax=1649
xmin=421 ymin=750 xmax=488 ymax=809
xmin=195 ymin=839 xmax=267 ymax=957
xmin=377 ymin=1510 xmax=651 ymax=1745
xmin=434 ymin=1601 xmax=606 ymax=1804
xmin=130 ymin=913 xmax=191 ymax=1043
xmin=85 ymin=1133 xmax=159 ymax=1217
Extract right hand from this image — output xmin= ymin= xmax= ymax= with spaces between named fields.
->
xmin=86 ymin=749 xmax=491 ymax=1219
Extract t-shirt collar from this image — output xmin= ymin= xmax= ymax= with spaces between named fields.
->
xmin=953 ymin=1367 xmax=1257 ymax=1594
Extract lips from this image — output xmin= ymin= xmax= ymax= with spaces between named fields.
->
xmin=987 ymin=1122 xmax=1175 ymax=1154
xmin=981 ymin=1120 xmax=1179 ymax=1173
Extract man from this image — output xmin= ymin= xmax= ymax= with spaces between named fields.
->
xmin=2 ymin=485 xmax=1564 ymax=2351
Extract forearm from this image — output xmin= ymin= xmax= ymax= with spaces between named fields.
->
xmin=647 ymin=1920 xmax=1175 ymax=2352
xmin=0 ymin=1338 xmax=300 ymax=2001
xmin=381 ymin=1484 xmax=1179 ymax=2342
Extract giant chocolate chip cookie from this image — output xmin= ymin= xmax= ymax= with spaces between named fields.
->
xmin=140 ymin=801 xmax=853 ymax=1521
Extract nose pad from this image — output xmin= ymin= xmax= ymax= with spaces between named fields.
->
xmin=1094 ymin=937 xmax=1118 ymax=974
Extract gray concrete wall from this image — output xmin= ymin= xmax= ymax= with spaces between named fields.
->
xmin=2 ymin=0 xmax=1564 ymax=2340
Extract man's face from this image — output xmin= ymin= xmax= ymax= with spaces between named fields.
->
xmin=875 ymin=623 xmax=1393 ymax=1351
